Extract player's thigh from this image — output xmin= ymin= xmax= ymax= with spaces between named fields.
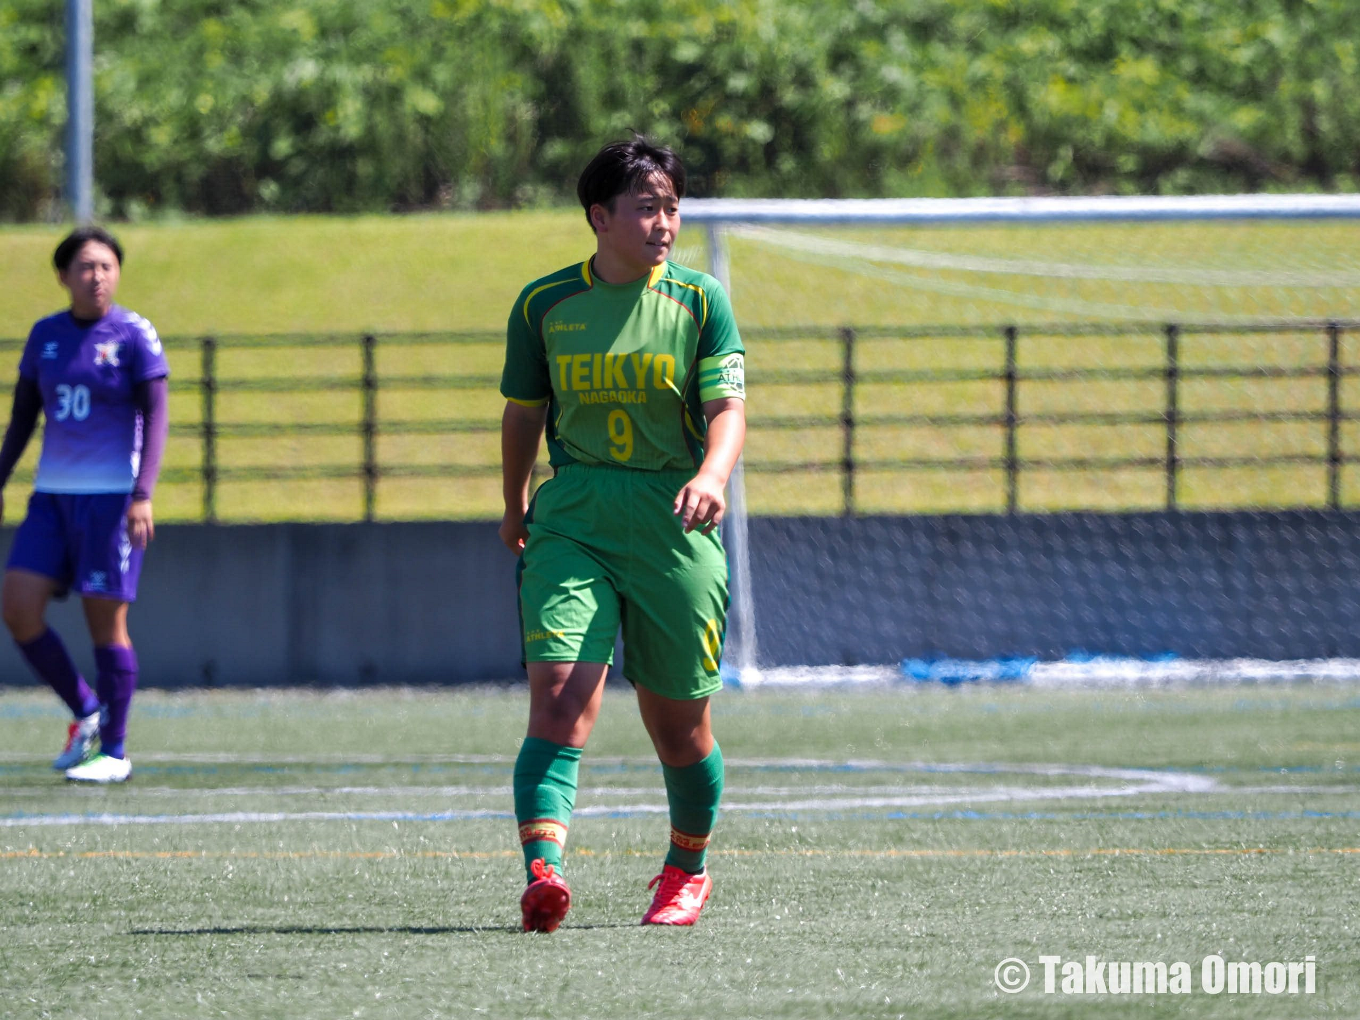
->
xmin=0 ymin=569 xmax=60 ymax=640
xmin=70 ymin=494 xmax=143 ymax=601
xmin=518 ymin=528 xmax=622 ymax=666
xmin=5 ymin=492 xmax=73 ymax=596
xmin=620 ymin=529 xmax=729 ymax=700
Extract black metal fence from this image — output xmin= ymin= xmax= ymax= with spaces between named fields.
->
xmin=4 ymin=321 xmax=1357 ymax=520
xmin=749 ymin=319 xmax=1360 ymax=516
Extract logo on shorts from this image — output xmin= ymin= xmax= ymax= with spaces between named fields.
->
xmin=118 ymin=534 xmax=132 ymax=574
xmin=86 ymin=571 xmax=108 ymax=592
xmin=94 ymin=340 xmax=121 ymax=367
xmin=42 ymin=341 xmax=59 ymax=360
xmin=524 ymin=628 xmax=566 ymax=643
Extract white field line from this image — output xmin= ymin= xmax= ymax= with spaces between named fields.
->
xmin=0 ymin=754 xmax=1216 ymax=772
xmin=0 ymin=782 xmax=1070 ymax=799
xmin=0 ymin=762 xmax=1221 ymax=827
xmin=4 ymin=762 xmax=1352 ymax=828
xmin=6 ymin=780 xmax=1353 ymax=802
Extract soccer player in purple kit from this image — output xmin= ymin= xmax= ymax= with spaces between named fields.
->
xmin=0 ymin=226 xmax=170 ymax=783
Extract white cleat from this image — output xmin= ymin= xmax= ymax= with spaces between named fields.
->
xmin=52 ymin=712 xmax=101 ymax=770
xmin=65 ymin=753 xmax=131 ymax=784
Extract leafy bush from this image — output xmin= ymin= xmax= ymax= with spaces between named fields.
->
xmin=1 ymin=0 xmax=1356 ymax=220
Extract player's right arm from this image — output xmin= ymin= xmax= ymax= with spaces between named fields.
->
xmin=0 ymin=329 xmax=46 ymax=524
xmin=500 ymin=401 xmax=547 ymax=554
xmin=499 ymin=287 xmax=552 ymax=554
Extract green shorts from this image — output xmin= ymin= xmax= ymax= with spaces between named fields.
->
xmin=517 ymin=462 xmax=729 ymax=700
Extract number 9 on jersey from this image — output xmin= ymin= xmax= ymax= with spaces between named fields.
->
xmin=607 ymin=409 xmax=633 ymax=462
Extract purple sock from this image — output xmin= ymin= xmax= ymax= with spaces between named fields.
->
xmin=18 ymin=629 xmax=99 ymax=719
xmin=94 ymin=645 xmax=138 ymax=760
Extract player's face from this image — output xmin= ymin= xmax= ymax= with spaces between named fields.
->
xmin=59 ymin=241 xmax=121 ymax=319
xmin=591 ymin=177 xmax=680 ymax=282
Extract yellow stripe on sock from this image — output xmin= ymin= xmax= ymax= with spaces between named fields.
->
xmin=519 ymin=819 xmax=568 ymax=846
xmin=670 ymin=827 xmax=712 ymax=853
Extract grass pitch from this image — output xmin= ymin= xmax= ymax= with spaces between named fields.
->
xmin=1 ymin=683 xmax=1356 ymax=1019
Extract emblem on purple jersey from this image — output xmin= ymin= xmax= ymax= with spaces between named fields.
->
xmin=94 ymin=340 xmax=121 ymax=367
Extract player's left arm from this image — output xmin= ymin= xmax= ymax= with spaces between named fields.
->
xmin=674 ymin=397 xmax=746 ymax=535
xmin=127 ymin=316 xmax=170 ymax=549
xmin=127 ymin=377 xmax=168 ymax=548
xmin=674 ymin=275 xmax=746 ymax=534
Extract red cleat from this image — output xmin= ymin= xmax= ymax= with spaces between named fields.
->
xmin=641 ymin=865 xmax=712 ymax=926
xmin=521 ymin=858 xmax=571 ymax=933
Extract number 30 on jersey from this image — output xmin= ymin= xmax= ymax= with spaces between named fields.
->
xmin=54 ymin=384 xmax=91 ymax=421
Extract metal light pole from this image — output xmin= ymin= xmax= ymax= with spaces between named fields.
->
xmin=66 ymin=0 xmax=94 ymax=223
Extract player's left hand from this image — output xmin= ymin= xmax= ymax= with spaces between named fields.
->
xmin=674 ymin=472 xmax=726 ymax=534
xmin=127 ymin=499 xmax=154 ymax=549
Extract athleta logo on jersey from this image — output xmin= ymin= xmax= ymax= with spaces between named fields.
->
xmin=555 ymin=352 xmax=678 ymax=405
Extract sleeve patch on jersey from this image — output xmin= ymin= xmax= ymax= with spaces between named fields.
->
xmin=697 ymin=352 xmax=745 ymax=401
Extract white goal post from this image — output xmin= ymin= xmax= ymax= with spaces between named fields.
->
xmin=686 ymin=193 xmax=1360 ymax=683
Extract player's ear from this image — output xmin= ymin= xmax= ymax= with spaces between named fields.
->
xmin=589 ymin=203 xmax=609 ymax=233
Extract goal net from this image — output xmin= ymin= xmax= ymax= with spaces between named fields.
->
xmin=680 ymin=195 xmax=1360 ymax=685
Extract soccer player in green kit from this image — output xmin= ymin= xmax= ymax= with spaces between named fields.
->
xmin=499 ymin=137 xmax=746 ymax=932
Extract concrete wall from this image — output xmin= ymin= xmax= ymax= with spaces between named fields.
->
xmin=1 ymin=511 xmax=1355 ymax=687
xmin=0 ymin=523 xmax=525 ymax=687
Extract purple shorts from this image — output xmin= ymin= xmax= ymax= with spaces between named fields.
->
xmin=6 ymin=492 xmax=144 ymax=601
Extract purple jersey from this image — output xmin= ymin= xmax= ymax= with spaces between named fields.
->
xmin=19 ymin=305 xmax=170 ymax=494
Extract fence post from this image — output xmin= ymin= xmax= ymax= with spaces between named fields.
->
xmin=840 ymin=327 xmax=856 ymax=516
xmin=361 ymin=333 xmax=377 ymax=522
xmin=1328 ymin=322 xmax=1342 ymax=510
xmin=1164 ymin=324 xmax=1180 ymax=510
xmin=1004 ymin=325 xmax=1018 ymax=514
xmin=200 ymin=336 xmax=216 ymax=523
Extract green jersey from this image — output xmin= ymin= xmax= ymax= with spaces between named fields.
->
xmin=500 ymin=259 xmax=745 ymax=472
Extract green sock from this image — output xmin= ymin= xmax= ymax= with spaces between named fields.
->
xmin=513 ymin=737 xmax=582 ymax=883
xmin=662 ymin=743 xmax=725 ymax=874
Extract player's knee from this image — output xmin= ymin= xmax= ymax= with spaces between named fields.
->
xmin=1 ymin=593 xmax=42 ymax=640
xmin=528 ymin=698 xmax=594 ymax=745
xmin=649 ymin=727 xmax=710 ymax=768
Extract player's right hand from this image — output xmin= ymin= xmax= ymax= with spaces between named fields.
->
xmin=499 ymin=511 xmax=530 ymax=555
xmin=127 ymin=498 xmax=154 ymax=548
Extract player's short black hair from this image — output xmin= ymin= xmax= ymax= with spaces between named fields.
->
xmin=577 ymin=136 xmax=687 ymax=231
xmin=53 ymin=226 xmax=124 ymax=272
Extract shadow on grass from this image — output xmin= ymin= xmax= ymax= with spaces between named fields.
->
xmin=130 ymin=923 xmax=633 ymax=935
